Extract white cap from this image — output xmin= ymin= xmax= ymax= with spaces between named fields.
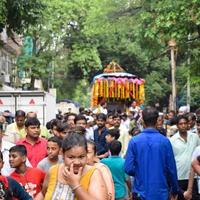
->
xmin=178 ymin=106 xmax=189 ymax=114
xmin=86 ymin=116 xmax=94 ymax=123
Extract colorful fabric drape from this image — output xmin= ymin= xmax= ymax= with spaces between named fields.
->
xmin=91 ymin=77 xmax=145 ymax=108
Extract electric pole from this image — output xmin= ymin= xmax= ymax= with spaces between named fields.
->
xmin=187 ymin=34 xmax=191 ymax=112
xmin=168 ymin=39 xmax=177 ymax=112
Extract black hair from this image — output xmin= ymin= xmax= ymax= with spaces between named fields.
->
xmin=142 ymin=106 xmax=159 ymax=126
xmin=195 ymin=108 xmax=200 ymax=116
xmin=56 ymin=121 xmax=68 ymax=132
xmin=9 ymin=145 xmax=27 ymax=157
xmin=113 ymin=113 xmax=122 ymax=120
xmin=15 ymin=110 xmax=26 ymax=118
xmin=46 ymin=120 xmax=52 ymax=130
xmin=176 ymin=115 xmax=188 ymax=124
xmin=121 ymin=113 xmax=127 ymax=118
xmin=79 ymin=107 xmax=85 ymax=114
xmin=157 ymin=127 xmax=167 ymax=136
xmin=96 ymin=113 xmax=107 ymax=121
xmin=0 ymin=124 xmax=3 ymax=131
xmin=117 ymin=110 xmax=122 ymax=114
xmin=87 ymin=140 xmax=96 ymax=155
xmin=197 ymin=117 xmax=200 ymax=124
xmin=64 ymin=113 xmax=77 ymax=121
xmin=62 ymin=132 xmax=87 ymax=153
xmin=24 ymin=117 xmax=40 ymax=128
xmin=109 ymin=140 xmax=122 ymax=156
xmin=100 ymin=101 xmax=106 ymax=106
xmin=107 ymin=112 xmax=114 ymax=118
xmin=69 ymin=126 xmax=86 ymax=135
xmin=0 ymin=151 xmax=3 ymax=160
xmin=48 ymin=119 xmax=59 ymax=129
xmin=187 ymin=113 xmax=196 ymax=121
xmin=169 ymin=110 xmax=176 ymax=115
xmin=169 ymin=116 xmax=178 ymax=126
xmin=74 ymin=114 xmax=87 ymax=124
xmin=107 ymin=128 xmax=120 ymax=140
xmin=48 ymin=136 xmax=62 ymax=148
xmin=129 ymin=126 xmax=141 ymax=137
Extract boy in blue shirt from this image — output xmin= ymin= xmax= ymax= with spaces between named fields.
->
xmin=101 ymin=140 xmax=131 ymax=200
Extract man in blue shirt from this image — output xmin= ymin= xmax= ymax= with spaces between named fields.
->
xmin=124 ymin=106 xmax=179 ymax=200
xmin=94 ymin=113 xmax=108 ymax=158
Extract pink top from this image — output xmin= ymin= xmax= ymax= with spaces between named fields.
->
xmin=16 ymin=137 xmax=47 ymax=167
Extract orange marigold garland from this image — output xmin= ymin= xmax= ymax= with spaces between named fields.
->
xmin=117 ymin=82 xmax=121 ymax=99
xmin=110 ymin=80 xmax=115 ymax=98
xmin=104 ymin=79 xmax=109 ymax=98
xmin=125 ymin=79 xmax=130 ymax=99
xmin=135 ymin=82 xmax=139 ymax=100
xmin=99 ymin=79 xmax=104 ymax=97
xmin=139 ymin=81 xmax=145 ymax=101
xmin=121 ymin=82 xmax=125 ymax=99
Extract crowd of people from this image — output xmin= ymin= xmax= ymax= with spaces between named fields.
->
xmin=0 ymin=101 xmax=200 ymax=200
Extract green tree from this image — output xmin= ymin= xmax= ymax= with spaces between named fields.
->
xmin=0 ymin=0 xmax=44 ymax=35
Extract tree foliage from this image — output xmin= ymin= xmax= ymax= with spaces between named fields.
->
xmin=0 ymin=0 xmax=44 ymax=35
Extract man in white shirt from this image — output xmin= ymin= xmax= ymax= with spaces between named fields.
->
xmin=170 ymin=115 xmax=200 ymax=199
xmin=113 ymin=113 xmax=130 ymax=157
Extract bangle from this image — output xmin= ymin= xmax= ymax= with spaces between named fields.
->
xmin=72 ymin=184 xmax=81 ymax=192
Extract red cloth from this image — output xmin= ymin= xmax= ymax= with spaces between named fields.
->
xmin=16 ymin=137 xmax=47 ymax=167
xmin=0 ymin=175 xmax=8 ymax=188
xmin=10 ymin=167 xmax=45 ymax=197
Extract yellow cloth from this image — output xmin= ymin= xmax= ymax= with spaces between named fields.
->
xmin=44 ymin=164 xmax=96 ymax=200
xmin=40 ymin=125 xmax=51 ymax=139
xmin=4 ymin=122 xmax=26 ymax=143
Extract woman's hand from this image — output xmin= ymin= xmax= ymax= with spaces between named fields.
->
xmin=63 ymin=163 xmax=83 ymax=188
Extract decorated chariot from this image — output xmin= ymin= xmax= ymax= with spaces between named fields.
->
xmin=90 ymin=61 xmax=145 ymax=112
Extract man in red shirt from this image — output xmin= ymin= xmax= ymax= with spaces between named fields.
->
xmin=9 ymin=145 xmax=45 ymax=198
xmin=16 ymin=117 xmax=47 ymax=167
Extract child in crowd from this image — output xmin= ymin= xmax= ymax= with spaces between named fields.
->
xmin=105 ymin=128 xmax=120 ymax=144
xmin=105 ymin=128 xmax=120 ymax=157
xmin=75 ymin=114 xmax=94 ymax=140
xmin=101 ymin=140 xmax=131 ymax=200
xmin=37 ymin=132 xmax=108 ymax=200
xmin=49 ymin=119 xmax=70 ymax=139
xmin=87 ymin=140 xmax=115 ymax=200
xmin=9 ymin=145 xmax=46 ymax=198
xmin=0 ymin=151 xmax=32 ymax=200
xmin=37 ymin=136 xmax=63 ymax=172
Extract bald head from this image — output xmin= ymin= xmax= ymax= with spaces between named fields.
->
xmin=26 ymin=111 xmax=37 ymax=119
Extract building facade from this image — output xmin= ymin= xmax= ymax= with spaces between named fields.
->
xmin=0 ymin=28 xmax=22 ymax=89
